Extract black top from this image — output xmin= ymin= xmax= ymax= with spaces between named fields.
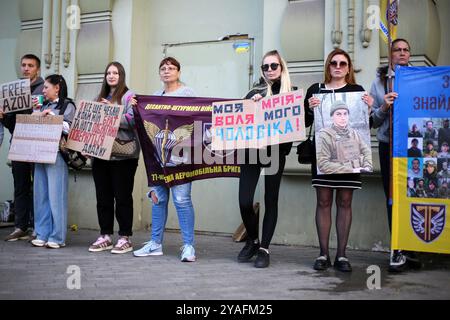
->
xmin=304 ymin=83 xmax=365 ymax=128
xmin=304 ymin=82 xmax=366 ymax=189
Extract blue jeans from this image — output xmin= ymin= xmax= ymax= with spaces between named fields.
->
xmin=34 ymin=153 xmax=68 ymax=244
xmin=150 ymin=183 xmax=195 ymax=245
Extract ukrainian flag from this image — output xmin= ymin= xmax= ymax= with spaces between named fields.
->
xmin=380 ymin=0 xmax=398 ymax=44
xmin=392 ymin=66 xmax=450 ymax=254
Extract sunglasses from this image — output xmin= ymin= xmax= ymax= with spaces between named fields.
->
xmin=329 ymin=60 xmax=348 ymax=68
xmin=261 ymin=63 xmax=280 ymax=72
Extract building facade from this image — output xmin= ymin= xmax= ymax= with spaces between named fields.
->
xmin=1 ymin=0 xmax=449 ymax=251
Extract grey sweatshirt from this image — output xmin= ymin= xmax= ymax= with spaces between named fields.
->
xmin=370 ymin=71 xmax=394 ymax=144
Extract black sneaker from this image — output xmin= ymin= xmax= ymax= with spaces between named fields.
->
xmin=237 ymin=239 xmax=260 ymax=262
xmin=334 ymin=256 xmax=352 ymax=272
xmin=254 ymin=248 xmax=270 ymax=268
xmin=388 ymin=250 xmax=407 ymax=273
xmin=313 ymin=255 xmax=332 ymax=271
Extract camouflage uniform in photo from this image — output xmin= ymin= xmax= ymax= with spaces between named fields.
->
xmin=317 ymin=124 xmax=372 ymax=174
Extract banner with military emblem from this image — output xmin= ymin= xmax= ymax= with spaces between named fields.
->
xmin=134 ymin=95 xmax=240 ymax=187
xmin=392 ymin=66 xmax=450 ymax=254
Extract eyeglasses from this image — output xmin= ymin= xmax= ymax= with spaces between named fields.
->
xmin=329 ymin=60 xmax=348 ymax=68
xmin=392 ymin=47 xmax=410 ymax=53
xmin=261 ymin=63 xmax=280 ymax=72
xmin=159 ymin=66 xmax=178 ymax=72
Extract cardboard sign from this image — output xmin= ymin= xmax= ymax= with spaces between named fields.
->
xmin=66 ymin=100 xmax=124 ymax=160
xmin=211 ymin=90 xmax=306 ymax=150
xmin=8 ymin=114 xmax=63 ymax=163
xmin=0 ymin=79 xmax=31 ymax=114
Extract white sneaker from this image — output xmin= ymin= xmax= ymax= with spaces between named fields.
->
xmin=133 ymin=240 xmax=163 ymax=257
xmin=180 ymin=244 xmax=196 ymax=262
xmin=31 ymin=239 xmax=46 ymax=247
xmin=46 ymin=242 xmax=65 ymax=249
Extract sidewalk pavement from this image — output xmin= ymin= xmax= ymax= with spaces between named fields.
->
xmin=0 ymin=227 xmax=449 ymax=300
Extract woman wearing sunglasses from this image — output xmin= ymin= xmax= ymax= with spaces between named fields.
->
xmin=237 ymin=50 xmax=294 ymax=268
xmin=304 ymin=48 xmax=373 ymax=272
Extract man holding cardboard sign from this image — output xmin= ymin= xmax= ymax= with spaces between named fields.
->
xmin=0 ymin=54 xmax=44 ymax=242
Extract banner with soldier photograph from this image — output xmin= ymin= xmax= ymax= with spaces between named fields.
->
xmin=393 ymin=66 xmax=450 ymax=254
xmin=313 ymin=91 xmax=372 ymax=175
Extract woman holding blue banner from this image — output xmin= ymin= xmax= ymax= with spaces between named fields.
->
xmin=133 ymin=57 xmax=197 ymax=262
xmin=304 ymin=49 xmax=373 ymax=272
xmin=88 ymin=61 xmax=140 ymax=254
xmin=369 ymin=38 xmax=421 ymax=272
xmin=236 ymin=50 xmax=294 ymax=268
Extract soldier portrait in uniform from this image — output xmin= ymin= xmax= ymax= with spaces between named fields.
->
xmin=313 ymin=93 xmax=372 ymax=175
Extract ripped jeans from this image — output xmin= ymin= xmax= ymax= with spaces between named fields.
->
xmin=149 ymin=183 xmax=195 ymax=245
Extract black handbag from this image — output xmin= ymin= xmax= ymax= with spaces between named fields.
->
xmin=59 ymin=135 xmax=87 ymax=171
xmin=296 ymin=125 xmax=314 ymax=164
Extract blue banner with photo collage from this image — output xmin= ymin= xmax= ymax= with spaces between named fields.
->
xmin=392 ymin=66 xmax=450 ymax=253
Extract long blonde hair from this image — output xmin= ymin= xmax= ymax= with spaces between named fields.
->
xmin=260 ymin=50 xmax=292 ymax=96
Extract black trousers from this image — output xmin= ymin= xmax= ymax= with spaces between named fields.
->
xmin=11 ymin=161 xmax=34 ymax=231
xmin=92 ymin=158 xmax=138 ymax=236
xmin=238 ymin=153 xmax=287 ymax=249
xmin=378 ymin=141 xmax=392 ymax=232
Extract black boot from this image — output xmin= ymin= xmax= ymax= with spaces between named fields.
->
xmin=254 ymin=248 xmax=270 ymax=268
xmin=237 ymin=239 xmax=260 ymax=262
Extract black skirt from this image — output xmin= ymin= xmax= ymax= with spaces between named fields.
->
xmin=310 ymin=155 xmax=362 ymax=189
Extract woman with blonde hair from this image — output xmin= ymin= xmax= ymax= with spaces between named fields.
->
xmin=237 ymin=50 xmax=294 ymax=268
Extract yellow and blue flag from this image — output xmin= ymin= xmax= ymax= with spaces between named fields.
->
xmin=380 ymin=0 xmax=399 ymax=44
xmin=392 ymin=66 xmax=450 ymax=254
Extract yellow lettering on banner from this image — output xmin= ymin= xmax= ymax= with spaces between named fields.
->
xmin=164 ymin=174 xmax=175 ymax=183
xmin=145 ymin=104 xmax=173 ymax=110
xmin=175 ymin=172 xmax=186 ymax=180
xmin=164 ymin=166 xmax=239 ymax=182
xmin=223 ymin=165 xmax=240 ymax=173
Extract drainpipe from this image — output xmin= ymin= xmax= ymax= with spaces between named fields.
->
xmin=43 ymin=0 xmax=53 ymax=69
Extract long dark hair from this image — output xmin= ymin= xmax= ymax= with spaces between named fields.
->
xmin=97 ymin=61 xmax=129 ymax=104
xmin=324 ymin=48 xmax=356 ymax=85
xmin=45 ymin=74 xmax=69 ymax=110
